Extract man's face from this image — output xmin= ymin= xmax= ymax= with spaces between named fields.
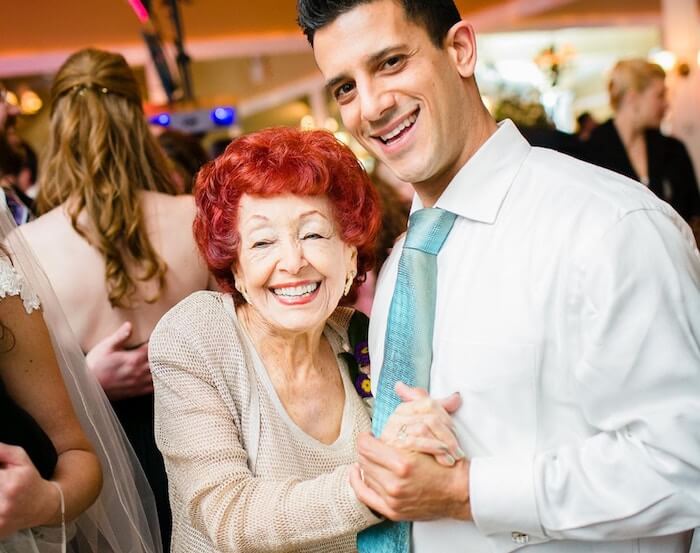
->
xmin=313 ymin=0 xmax=469 ymax=189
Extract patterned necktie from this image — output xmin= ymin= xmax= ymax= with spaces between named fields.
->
xmin=358 ymin=207 xmax=457 ymax=553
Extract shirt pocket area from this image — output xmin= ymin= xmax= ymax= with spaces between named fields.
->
xmin=442 ymin=341 xmax=539 ymax=458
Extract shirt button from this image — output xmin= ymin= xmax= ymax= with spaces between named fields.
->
xmin=511 ymin=531 xmax=529 ymax=544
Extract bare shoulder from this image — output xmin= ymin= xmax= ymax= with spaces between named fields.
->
xmin=19 ymin=206 xmax=68 ymax=241
xmin=142 ymin=190 xmax=195 ymax=212
xmin=141 ymin=191 xmax=196 ymax=235
xmin=17 ymin=207 xmax=74 ymax=257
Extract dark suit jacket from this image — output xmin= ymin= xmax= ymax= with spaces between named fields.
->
xmin=584 ymin=119 xmax=700 ymax=222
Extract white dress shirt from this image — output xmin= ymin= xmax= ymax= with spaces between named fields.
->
xmin=369 ymin=120 xmax=700 ymax=552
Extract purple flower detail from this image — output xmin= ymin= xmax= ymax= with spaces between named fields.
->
xmin=355 ymin=373 xmax=373 ymax=398
xmin=354 ymin=341 xmax=370 ymax=366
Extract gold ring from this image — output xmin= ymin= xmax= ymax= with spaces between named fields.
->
xmin=397 ymin=424 xmax=408 ymax=442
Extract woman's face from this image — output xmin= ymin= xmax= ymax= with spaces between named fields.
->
xmin=233 ymin=193 xmax=357 ymax=335
xmin=636 ymin=77 xmax=667 ymax=129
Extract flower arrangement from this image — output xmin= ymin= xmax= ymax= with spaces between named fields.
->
xmin=338 ymin=311 xmax=374 ymax=413
xmin=493 ymin=97 xmax=551 ymax=129
xmin=534 ymin=44 xmax=575 ymax=87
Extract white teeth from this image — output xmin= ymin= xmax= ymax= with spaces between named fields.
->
xmin=380 ymin=113 xmax=417 ymax=142
xmin=272 ymin=282 xmax=319 ymax=297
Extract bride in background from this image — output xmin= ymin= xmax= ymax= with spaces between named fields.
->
xmin=20 ymin=48 xmax=211 ymax=548
xmin=0 ymin=201 xmax=162 ymax=553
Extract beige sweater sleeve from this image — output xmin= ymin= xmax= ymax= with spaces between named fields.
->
xmin=150 ymin=294 xmax=378 ymax=552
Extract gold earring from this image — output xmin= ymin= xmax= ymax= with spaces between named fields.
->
xmin=235 ymin=283 xmax=251 ymax=304
xmin=344 ymin=271 xmax=356 ymax=296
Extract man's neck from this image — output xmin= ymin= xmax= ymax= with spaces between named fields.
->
xmin=413 ymin=111 xmax=498 ymax=208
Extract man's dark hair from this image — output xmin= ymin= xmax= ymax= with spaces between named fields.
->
xmin=297 ymin=0 xmax=461 ymax=47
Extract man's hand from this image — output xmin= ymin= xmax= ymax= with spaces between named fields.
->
xmin=351 ymin=433 xmax=472 ymax=522
xmin=85 ymin=322 xmax=152 ymax=401
xmin=381 ymin=382 xmax=463 ymax=466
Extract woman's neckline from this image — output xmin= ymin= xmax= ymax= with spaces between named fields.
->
xmin=231 ymin=303 xmax=354 ymax=449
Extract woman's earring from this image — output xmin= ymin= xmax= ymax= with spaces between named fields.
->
xmin=344 ymin=271 xmax=356 ymax=296
xmin=235 ymin=283 xmax=251 ymax=304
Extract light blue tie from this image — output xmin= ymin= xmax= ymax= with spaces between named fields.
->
xmin=358 ymin=207 xmax=456 ymax=553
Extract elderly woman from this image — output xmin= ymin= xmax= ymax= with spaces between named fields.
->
xmin=585 ymin=59 xmax=700 ymax=226
xmin=149 ymin=127 xmax=462 ymax=552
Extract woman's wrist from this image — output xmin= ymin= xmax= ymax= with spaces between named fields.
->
xmin=36 ymin=479 xmax=63 ymax=527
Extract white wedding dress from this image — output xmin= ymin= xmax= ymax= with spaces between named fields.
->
xmin=0 ymin=257 xmax=64 ymax=553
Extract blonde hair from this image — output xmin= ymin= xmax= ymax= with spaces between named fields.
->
xmin=608 ymin=59 xmax=666 ymax=111
xmin=38 ymin=48 xmax=176 ymax=308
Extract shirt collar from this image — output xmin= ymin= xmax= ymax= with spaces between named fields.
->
xmin=410 ymin=119 xmax=531 ymax=224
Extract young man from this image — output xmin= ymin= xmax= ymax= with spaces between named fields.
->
xmin=298 ymin=0 xmax=700 ymax=551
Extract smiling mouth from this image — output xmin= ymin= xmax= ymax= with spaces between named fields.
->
xmin=375 ymin=109 xmax=419 ymax=145
xmin=271 ymin=282 xmax=320 ymax=298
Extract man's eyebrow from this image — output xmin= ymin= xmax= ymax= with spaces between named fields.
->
xmin=325 ymin=75 xmax=346 ymax=92
xmin=324 ymin=45 xmax=406 ymax=91
xmin=366 ymin=45 xmax=404 ymax=67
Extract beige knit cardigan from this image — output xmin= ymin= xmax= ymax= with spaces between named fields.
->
xmin=149 ymin=291 xmax=380 ymax=553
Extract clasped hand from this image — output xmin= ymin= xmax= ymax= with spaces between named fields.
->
xmin=351 ymin=382 xmax=472 ymax=522
xmin=85 ymin=322 xmax=152 ymax=400
xmin=0 ymin=443 xmax=60 ymax=538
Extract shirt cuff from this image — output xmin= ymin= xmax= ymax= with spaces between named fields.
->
xmin=470 ymin=454 xmax=545 ymax=539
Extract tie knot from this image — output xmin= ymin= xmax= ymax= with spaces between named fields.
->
xmin=404 ymin=208 xmax=457 ymax=255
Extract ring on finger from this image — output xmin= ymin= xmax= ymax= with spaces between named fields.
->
xmin=397 ymin=424 xmax=408 ymax=442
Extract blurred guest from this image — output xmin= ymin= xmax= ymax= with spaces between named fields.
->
xmin=585 ymin=59 xmax=700 ymax=226
xmin=16 ymin=141 xmax=38 ymax=198
xmin=575 ymin=111 xmax=598 ymax=142
xmin=157 ymin=129 xmax=209 ymax=194
xmin=666 ymin=63 xmax=700 ymax=185
xmin=208 ymin=136 xmax=232 ymax=160
xmin=19 ymin=48 xmax=211 ymax=549
xmin=0 ymin=87 xmax=34 ymax=224
xmin=519 ymin=124 xmax=582 ymax=158
xmin=494 ymin=97 xmax=582 ymax=157
xmin=354 ymin=174 xmax=409 ymax=315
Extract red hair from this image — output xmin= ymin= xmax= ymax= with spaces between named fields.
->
xmin=194 ymin=127 xmax=381 ymax=303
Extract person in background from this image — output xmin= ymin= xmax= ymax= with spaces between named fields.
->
xmin=157 ymin=129 xmax=209 ymax=194
xmin=0 ymin=244 xmax=102 ymax=551
xmin=15 ymin=142 xmax=38 ymax=199
xmin=299 ymin=0 xmax=700 ymax=551
xmin=585 ymin=59 xmax=700 ymax=230
xmin=19 ymin=48 xmax=211 ymax=549
xmin=575 ymin=111 xmax=598 ymax=142
xmin=353 ymin=173 xmax=409 ymax=316
xmin=0 ymin=201 xmax=162 ymax=553
xmin=208 ymin=136 xmax=233 ymax=160
xmin=0 ymin=87 xmax=34 ymax=224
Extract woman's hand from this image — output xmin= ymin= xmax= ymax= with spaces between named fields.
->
xmin=0 ymin=443 xmax=60 ymax=538
xmin=379 ymin=382 xmax=464 ymax=467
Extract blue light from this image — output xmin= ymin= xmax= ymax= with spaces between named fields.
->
xmin=210 ymin=106 xmax=235 ymax=126
xmin=149 ymin=113 xmax=171 ymax=127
